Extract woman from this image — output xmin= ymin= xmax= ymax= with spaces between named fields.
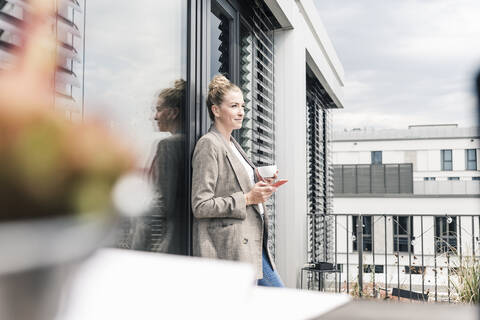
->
xmin=191 ymin=75 xmax=284 ymax=287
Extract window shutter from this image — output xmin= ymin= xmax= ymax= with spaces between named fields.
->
xmin=306 ymin=68 xmax=337 ymax=264
xmin=236 ymin=2 xmax=278 ymax=258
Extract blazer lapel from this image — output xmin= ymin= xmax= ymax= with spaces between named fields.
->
xmin=210 ymin=127 xmax=252 ymax=195
xmin=209 ymin=126 xmax=264 ymax=216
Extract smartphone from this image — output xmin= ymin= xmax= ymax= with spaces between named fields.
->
xmin=272 ymin=179 xmax=288 ymax=188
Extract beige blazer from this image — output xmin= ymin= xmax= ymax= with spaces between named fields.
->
xmin=191 ymin=126 xmax=276 ymax=279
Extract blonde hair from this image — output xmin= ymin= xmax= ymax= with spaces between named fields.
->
xmin=158 ymin=79 xmax=186 ymax=110
xmin=206 ymin=75 xmax=241 ymax=120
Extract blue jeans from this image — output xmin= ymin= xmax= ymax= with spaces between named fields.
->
xmin=257 ymin=249 xmax=284 ymax=287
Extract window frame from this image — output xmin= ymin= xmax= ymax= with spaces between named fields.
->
xmin=352 ymin=216 xmax=372 ymax=252
xmin=466 ymin=149 xmax=477 ymax=170
xmin=434 ymin=216 xmax=458 ymax=253
xmin=371 ymin=151 xmax=382 ymax=165
xmin=441 ymin=149 xmax=453 ymax=171
xmin=393 ymin=216 xmax=414 ymax=253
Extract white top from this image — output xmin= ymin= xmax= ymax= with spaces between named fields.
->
xmin=230 ymin=142 xmax=264 ymax=216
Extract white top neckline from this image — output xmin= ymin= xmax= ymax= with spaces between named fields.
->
xmin=230 ymin=142 xmax=264 ymax=216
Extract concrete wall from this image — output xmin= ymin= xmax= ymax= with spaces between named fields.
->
xmin=334 ymin=196 xmax=480 ymax=216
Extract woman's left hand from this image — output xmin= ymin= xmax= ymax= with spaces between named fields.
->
xmin=255 ymin=169 xmax=278 ymax=185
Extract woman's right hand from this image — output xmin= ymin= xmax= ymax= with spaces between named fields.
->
xmin=245 ymin=182 xmax=277 ymax=205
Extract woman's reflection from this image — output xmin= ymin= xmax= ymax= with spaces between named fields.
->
xmin=132 ymin=79 xmax=186 ymax=254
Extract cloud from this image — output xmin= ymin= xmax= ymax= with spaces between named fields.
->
xmin=315 ymin=0 xmax=480 ymax=131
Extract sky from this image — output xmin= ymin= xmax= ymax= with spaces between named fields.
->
xmin=314 ymin=0 xmax=480 ymax=131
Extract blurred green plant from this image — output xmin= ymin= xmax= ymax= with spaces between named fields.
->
xmin=0 ymin=107 xmax=134 ymax=220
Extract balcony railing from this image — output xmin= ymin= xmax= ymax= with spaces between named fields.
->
xmin=302 ymin=213 xmax=480 ymax=303
xmin=334 ymin=164 xmax=413 ymax=195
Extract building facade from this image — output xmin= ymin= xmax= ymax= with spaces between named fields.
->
xmin=0 ymin=0 xmax=345 ymax=289
xmin=331 ymin=124 xmax=480 ymax=300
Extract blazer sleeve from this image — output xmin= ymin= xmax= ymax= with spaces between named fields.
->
xmin=191 ymin=137 xmax=247 ymax=220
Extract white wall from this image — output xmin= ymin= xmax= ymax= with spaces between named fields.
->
xmin=273 ymin=0 xmax=345 ymax=288
xmin=333 ymin=196 xmax=480 ymax=215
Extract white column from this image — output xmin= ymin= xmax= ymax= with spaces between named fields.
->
xmin=274 ymin=27 xmax=307 ymax=288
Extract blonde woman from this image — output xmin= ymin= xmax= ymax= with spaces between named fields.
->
xmin=191 ymin=75 xmax=283 ymax=287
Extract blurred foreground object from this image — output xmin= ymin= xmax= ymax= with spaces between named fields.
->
xmin=0 ymin=1 xmax=134 ymax=320
xmin=61 ymin=249 xmax=351 ymax=320
xmin=0 ymin=108 xmax=134 ymax=220
xmin=0 ymin=0 xmax=134 ymax=220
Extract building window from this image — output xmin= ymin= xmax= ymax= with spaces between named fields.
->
xmin=473 ymin=177 xmax=480 ymax=181
xmin=448 ymin=177 xmax=460 ymax=181
xmin=364 ymin=264 xmax=384 ymax=274
xmin=441 ymin=149 xmax=452 ymax=171
xmin=352 ymin=216 xmax=372 ymax=251
xmin=393 ymin=216 xmax=414 ymax=252
xmin=466 ymin=149 xmax=477 ymax=170
xmin=404 ymin=266 xmax=425 ymax=275
xmin=423 ymin=177 xmax=436 ymax=181
xmin=84 ymin=1 xmax=190 ymax=254
xmin=371 ymin=151 xmax=382 ymax=165
xmin=435 ymin=216 xmax=457 ymax=253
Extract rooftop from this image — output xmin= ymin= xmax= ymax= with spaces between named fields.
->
xmin=332 ymin=125 xmax=480 ymax=142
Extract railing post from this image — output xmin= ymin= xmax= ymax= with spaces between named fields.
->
xmin=357 ymin=214 xmax=364 ymax=297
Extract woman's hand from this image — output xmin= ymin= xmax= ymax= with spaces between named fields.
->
xmin=255 ymin=169 xmax=278 ymax=185
xmin=245 ymin=181 xmax=277 ymax=205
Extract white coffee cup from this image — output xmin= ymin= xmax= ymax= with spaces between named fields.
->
xmin=257 ymin=165 xmax=277 ymax=179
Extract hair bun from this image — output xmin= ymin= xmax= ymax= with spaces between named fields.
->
xmin=209 ymin=74 xmax=230 ymax=92
xmin=174 ymin=79 xmax=186 ymax=91
xmin=206 ymin=74 xmax=241 ymax=121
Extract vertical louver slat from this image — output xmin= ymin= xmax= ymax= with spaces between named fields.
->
xmin=217 ymin=15 xmax=230 ymax=79
xmin=238 ymin=23 xmax=253 ymax=155
xmin=252 ymin=4 xmax=275 ymax=258
xmin=306 ymin=70 xmax=336 ymax=264
xmin=236 ymin=2 xmax=277 ymax=258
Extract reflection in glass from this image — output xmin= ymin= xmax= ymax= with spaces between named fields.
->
xmin=83 ymin=1 xmax=188 ymax=255
xmin=132 ymin=80 xmax=186 ymax=254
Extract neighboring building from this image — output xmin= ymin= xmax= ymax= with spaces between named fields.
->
xmin=331 ymin=124 xmax=480 ymax=300
xmin=0 ymin=0 xmax=84 ymax=120
xmin=0 ymin=0 xmax=345 ymax=288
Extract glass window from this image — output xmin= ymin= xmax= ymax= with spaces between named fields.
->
xmin=371 ymin=151 xmax=382 ymax=164
xmin=448 ymin=177 xmax=460 ymax=181
xmin=473 ymin=177 xmax=480 ymax=181
xmin=404 ymin=266 xmax=425 ymax=275
xmin=435 ymin=216 xmax=457 ymax=253
xmin=441 ymin=149 xmax=452 ymax=171
xmin=466 ymin=149 xmax=477 ymax=170
xmin=364 ymin=264 xmax=384 ymax=273
xmin=423 ymin=177 xmax=436 ymax=181
xmin=83 ymin=1 xmax=189 ymax=255
xmin=352 ymin=216 xmax=372 ymax=251
xmin=393 ymin=216 xmax=414 ymax=252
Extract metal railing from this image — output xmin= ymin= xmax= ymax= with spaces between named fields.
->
xmin=302 ymin=213 xmax=480 ymax=302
